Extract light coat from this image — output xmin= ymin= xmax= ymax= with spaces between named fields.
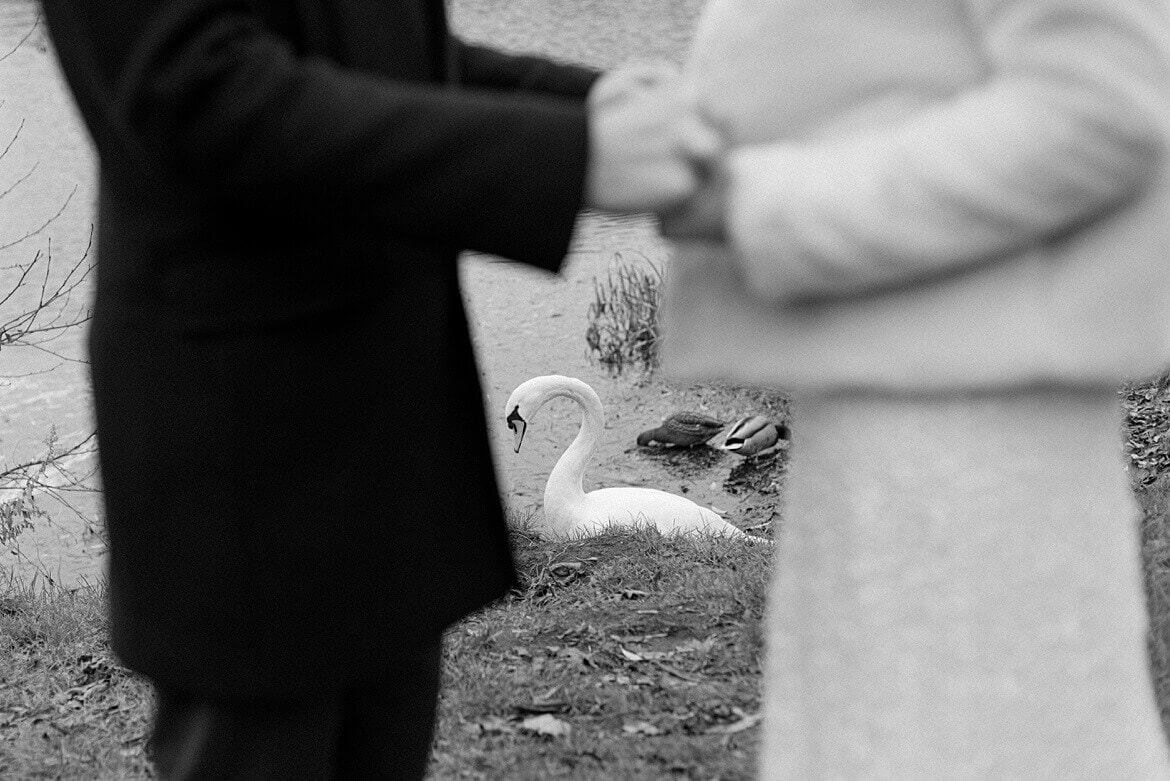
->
xmin=663 ymin=0 xmax=1170 ymax=393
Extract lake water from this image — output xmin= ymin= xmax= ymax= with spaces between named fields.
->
xmin=0 ymin=0 xmax=785 ymax=587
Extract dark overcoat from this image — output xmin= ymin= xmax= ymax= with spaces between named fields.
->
xmin=39 ymin=0 xmax=597 ymax=698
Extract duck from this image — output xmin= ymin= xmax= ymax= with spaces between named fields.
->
xmin=636 ymin=411 xmax=726 ymax=447
xmin=719 ymin=416 xmax=789 ymax=457
xmin=505 ymin=375 xmax=755 ymax=541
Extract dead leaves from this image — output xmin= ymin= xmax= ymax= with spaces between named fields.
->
xmin=519 ymin=713 xmax=572 ymax=738
xmin=705 ymin=707 xmax=764 ymax=735
xmin=459 ymin=629 xmax=760 ymax=746
xmin=515 ymin=685 xmax=570 ymax=715
xmin=522 ymin=557 xmax=598 ymax=604
xmin=1125 ymin=379 xmax=1170 ymax=485
xmin=622 ymin=720 xmax=661 ymax=736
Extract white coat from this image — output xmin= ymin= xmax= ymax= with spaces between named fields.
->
xmin=663 ymin=0 xmax=1170 ymax=393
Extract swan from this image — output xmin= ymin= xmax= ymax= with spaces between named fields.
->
xmin=719 ymin=415 xmax=789 ymax=457
xmin=636 ymin=411 xmax=726 ymax=447
xmin=505 ymin=375 xmax=753 ymax=540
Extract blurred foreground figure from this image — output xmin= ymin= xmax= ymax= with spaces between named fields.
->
xmin=662 ymin=0 xmax=1170 ymax=776
xmin=39 ymin=0 xmax=718 ymax=776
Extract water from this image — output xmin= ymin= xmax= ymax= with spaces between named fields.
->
xmin=0 ymin=0 xmax=784 ymax=586
xmin=1 ymin=0 xmax=102 ymax=585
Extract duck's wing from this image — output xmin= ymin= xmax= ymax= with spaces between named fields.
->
xmin=722 ymin=416 xmax=782 ymax=453
xmin=661 ymin=411 xmax=727 ymax=443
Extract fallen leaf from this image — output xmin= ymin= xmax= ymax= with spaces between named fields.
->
xmin=706 ymin=711 xmax=764 ymax=734
xmin=515 ymin=685 xmax=569 ymax=714
xmin=619 ymin=646 xmax=644 ymax=662
xmin=558 ymin=647 xmax=595 ymax=669
xmin=468 ymin=716 xmax=514 ymax=736
xmin=520 ymin=714 xmax=572 ymax=738
xmin=549 ymin=561 xmax=583 ymax=577
xmin=675 ymin=637 xmax=718 ymax=655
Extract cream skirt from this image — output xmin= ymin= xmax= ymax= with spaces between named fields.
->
xmin=760 ymin=389 xmax=1170 ymax=779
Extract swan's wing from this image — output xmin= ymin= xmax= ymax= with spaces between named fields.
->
xmin=583 ymin=487 xmax=744 ymax=536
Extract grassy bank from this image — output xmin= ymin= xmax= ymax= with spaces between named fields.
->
xmin=7 ymin=380 xmax=1170 ymax=779
xmin=1 ymin=525 xmax=771 ymax=780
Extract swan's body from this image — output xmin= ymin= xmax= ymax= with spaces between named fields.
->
xmin=505 ymin=375 xmax=753 ymax=540
xmin=720 ymin=415 xmax=788 ymax=457
xmin=636 ymin=411 xmax=726 ymax=447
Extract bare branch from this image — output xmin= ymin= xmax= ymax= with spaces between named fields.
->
xmin=0 ymin=183 xmax=77 ymax=252
xmin=0 ymin=227 xmax=94 ymax=352
xmin=0 ymin=37 xmax=100 ymax=564
xmin=0 ymin=8 xmax=41 ymax=63
xmin=0 ymin=117 xmax=25 ymax=163
xmin=0 ymin=160 xmax=38 ymax=201
xmin=0 ymin=431 xmax=98 ymax=486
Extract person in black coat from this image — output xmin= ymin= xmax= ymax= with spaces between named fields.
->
xmin=37 ymin=1 xmax=719 ymax=776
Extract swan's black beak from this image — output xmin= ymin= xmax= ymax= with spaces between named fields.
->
xmin=506 ymin=406 xmax=527 ymax=453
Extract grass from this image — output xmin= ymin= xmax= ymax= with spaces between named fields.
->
xmin=0 ymin=577 xmax=153 ymax=779
xmin=7 ymin=379 xmax=1170 ymax=778
xmin=585 ymin=253 xmax=663 ymax=377
xmin=430 ymin=522 xmax=770 ymax=780
xmin=0 ymin=523 xmax=771 ymax=780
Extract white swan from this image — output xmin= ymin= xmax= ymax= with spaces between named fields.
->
xmin=504 ymin=375 xmax=754 ymax=540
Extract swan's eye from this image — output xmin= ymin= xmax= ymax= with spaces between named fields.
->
xmin=506 ymin=406 xmax=525 ymax=431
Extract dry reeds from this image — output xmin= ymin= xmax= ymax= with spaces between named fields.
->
xmin=584 ymin=252 xmax=662 ymax=376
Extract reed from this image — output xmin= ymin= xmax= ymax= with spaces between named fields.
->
xmin=585 ymin=253 xmax=662 ymax=376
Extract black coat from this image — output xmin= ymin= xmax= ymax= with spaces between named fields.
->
xmin=40 ymin=0 xmax=597 ymax=698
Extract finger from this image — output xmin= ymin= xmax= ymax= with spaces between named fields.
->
xmin=618 ymin=60 xmax=681 ymax=87
xmin=676 ymin=118 xmax=725 ymax=167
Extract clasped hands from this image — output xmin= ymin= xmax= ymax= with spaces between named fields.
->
xmin=585 ymin=62 xmax=727 ymax=241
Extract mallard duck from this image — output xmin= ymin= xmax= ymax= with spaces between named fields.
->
xmin=719 ymin=415 xmax=789 ymax=457
xmin=505 ymin=375 xmax=760 ymax=541
xmin=636 ymin=411 xmax=727 ymax=447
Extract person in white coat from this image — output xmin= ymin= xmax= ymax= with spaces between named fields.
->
xmin=661 ymin=0 xmax=1170 ymax=776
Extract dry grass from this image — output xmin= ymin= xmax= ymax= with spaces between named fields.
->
xmin=584 ymin=253 xmax=663 ymax=377
xmin=0 ymin=524 xmax=771 ymax=780
xmin=0 ymin=577 xmax=153 ymax=779
xmin=6 ymin=380 xmax=1170 ymax=777
xmin=429 ymin=522 xmax=770 ymax=779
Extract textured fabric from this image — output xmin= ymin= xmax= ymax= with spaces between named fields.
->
xmin=662 ymin=0 xmax=1170 ymax=393
xmin=39 ymin=0 xmax=598 ymax=698
xmin=762 ymin=390 xmax=1170 ymax=778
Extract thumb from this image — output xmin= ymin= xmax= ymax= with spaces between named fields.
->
xmin=677 ymin=116 xmax=726 ymax=169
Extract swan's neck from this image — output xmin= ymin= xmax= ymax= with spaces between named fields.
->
xmin=543 ymin=381 xmax=605 ymax=506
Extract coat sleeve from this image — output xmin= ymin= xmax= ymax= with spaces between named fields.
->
xmin=723 ymin=0 xmax=1170 ymax=302
xmin=454 ymin=39 xmax=600 ymax=99
xmin=41 ymin=0 xmax=592 ymax=269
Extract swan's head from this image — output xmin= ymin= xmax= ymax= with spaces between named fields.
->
xmin=505 ymin=375 xmax=597 ymax=454
xmin=506 ymin=403 xmax=528 ymax=453
xmin=504 ymin=377 xmax=547 ymax=454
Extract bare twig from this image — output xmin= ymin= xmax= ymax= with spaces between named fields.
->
xmin=0 ymin=8 xmax=41 ymax=63
xmin=0 ymin=184 xmax=77 ymax=252
xmin=0 ymin=227 xmax=94 ymax=354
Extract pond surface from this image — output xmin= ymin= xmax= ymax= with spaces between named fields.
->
xmin=0 ymin=0 xmax=787 ymax=586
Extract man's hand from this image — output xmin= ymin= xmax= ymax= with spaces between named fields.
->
xmin=588 ymin=61 xmax=680 ymax=109
xmin=585 ymin=76 xmax=723 ymax=215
